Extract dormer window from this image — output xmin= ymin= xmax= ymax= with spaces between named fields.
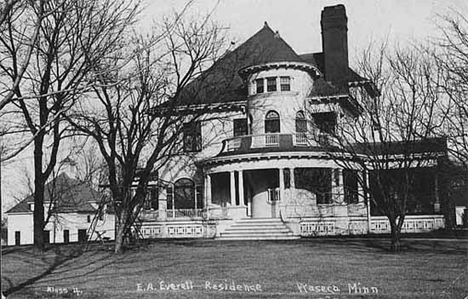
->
xmin=255 ymin=79 xmax=264 ymax=93
xmin=267 ymin=77 xmax=277 ymax=92
xmin=265 ymin=110 xmax=280 ymax=133
xmin=280 ymin=76 xmax=291 ymax=91
xmin=295 ymin=111 xmax=307 ymax=133
xmin=252 ymin=76 xmax=292 ymax=94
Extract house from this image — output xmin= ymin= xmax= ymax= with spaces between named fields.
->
xmin=6 ymin=173 xmax=114 ymax=245
xmin=135 ymin=4 xmax=449 ymax=239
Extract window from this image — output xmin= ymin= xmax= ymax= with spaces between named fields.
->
xmin=312 ymin=112 xmax=337 ymax=135
xmin=63 ymin=230 xmax=69 ymax=243
xmin=265 ymin=111 xmax=280 ymax=133
xmin=174 ymin=178 xmax=196 ymax=209
xmin=295 ymin=111 xmax=307 ymax=133
xmin=144 ymin=188 xmax=159 ymax=210
xmin=233 ymin=118 xmax=248 ymax=137
xmin=196 ymin=186 xmax=203 ymax=209
xmin=267 ymin=77 xmax=277 ymax=92
xmin=87 ymin=215 xmax=91 ymax=223
xmin=166 ymin=186 xmax=174 ymax=210
xmin=294 ymin=168 xmax=332 ymax=204
xmin=183 ymin=122 xmax=202 ymax=152
xmin=15 ymin=231 xmax=20 ymax=245
xmin=344 ymin=170 xmax=359 ymax=204
xmin=280 ymin=76 xmax=291 ymax=91
xmin=256 ymin=79 xmax=264 ymax=93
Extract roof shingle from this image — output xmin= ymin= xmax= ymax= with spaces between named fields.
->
xmin=6 ymin=173 xmax=102 ymax=214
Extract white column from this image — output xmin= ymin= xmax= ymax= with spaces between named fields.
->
xmin=434 ymin=172 xmax=440 ymax=213
xmin=365 ymin=170 xmax=371 ymax=233
xmin=357 ymin=170 xmax=365 ymax=203
xmin=158 ymin=187 xmax=167 ymax=220
xmin=230 ymin=171 xmax=236 ymax=206
xmin=333 ymin=169 xmax=344 ymax=204
xmin=205 ymin=174 xmax=212 ymax=206
xmin=279 ymin=168 xmax=285 ymax=201
xmin=238 ymin=170 xmax=245 ymax=206
xmin=290 ymin=167 xmax=295 ymax=200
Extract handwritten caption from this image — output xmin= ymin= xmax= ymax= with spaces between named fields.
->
xmin=135 ymin=280 xmax=379 ymax=296
xmin=46 ymin=286 xmax=83 ymax=296
xmin=138 ymin=280 xmax=262 ymax=293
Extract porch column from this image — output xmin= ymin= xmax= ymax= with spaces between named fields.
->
xmin=158 ymin=187 xmax=167 ymax=221
xmin=434 ymin=172 xmax=440 ymax=213
xmin=279 ymin=168 xmax=285 ymax=201
xmin=204 ymin=174 xmax=212 ymax=206
xmin=230 ymin=171 xmax=236 ymax=206
xmin=290 ymin=167 xmax=295 ymax=200
xmin=238 ymin=170 xmax=245 ymax=206
xmin=365 ymin=170 xmax=371 ymax=233
xmin=332 ymin=169 xmax=344 ymax=204
xmin=357 ymin=170 xmax=365 ymax=203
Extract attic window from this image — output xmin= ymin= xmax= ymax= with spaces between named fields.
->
xmin=256 ymin=79 xmax=264 ymax=93
xmin=280 ymin=77 xmax=291 ymax=91
xmin=267 ymin=77 xmax=277 ymax=92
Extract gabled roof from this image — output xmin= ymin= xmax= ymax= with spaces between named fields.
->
xmin=178 ymin=22 xmax=305 ymax=105
xmin=6 ymin=173 xmax=102 ymax=214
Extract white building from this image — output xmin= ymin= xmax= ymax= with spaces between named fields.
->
xmin=133 ymin=5 xmax=447 ymax=240
xmin=6 ymin=173 xmax=114 ymax=246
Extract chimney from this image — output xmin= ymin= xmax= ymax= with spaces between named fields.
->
xmin=321 ymin=4 xmax=349 ymax=91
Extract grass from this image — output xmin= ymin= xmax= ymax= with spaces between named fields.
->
xmin=1 ymin=238 xmax=467 ymax=299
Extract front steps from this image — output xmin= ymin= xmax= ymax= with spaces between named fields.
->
xmin=218 ymin=218 xmax=299 ymax=240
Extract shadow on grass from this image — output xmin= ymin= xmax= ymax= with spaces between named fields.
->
xmin=158 ymin=237 xmax=468 ymax=255
xmin=2 ymin=244 xmax=113 ymax=297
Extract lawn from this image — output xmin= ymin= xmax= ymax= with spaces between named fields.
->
xmin=1 ymin=238 xmax=467 ymax=299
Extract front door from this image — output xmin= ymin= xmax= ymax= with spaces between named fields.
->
xmin=251 ymin=188 xmax=279 ymax=218
xmin=247 ymin=169 xmax=279 ymax=218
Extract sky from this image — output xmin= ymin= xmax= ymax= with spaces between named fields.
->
xmin=1 ymin=0 xmax=467 ymax=214
xmin=142 ymin=0 xmax=467 ymax=61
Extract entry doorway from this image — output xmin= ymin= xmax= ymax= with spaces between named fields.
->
xmin=78 ymin=229 xmax=87 ymax=243
xmin=245 ymin=169 xmax=280 ymax=218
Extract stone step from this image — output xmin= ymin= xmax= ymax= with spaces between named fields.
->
xmin=217 ymin=217 xmax=298 ymax=240
xmin=226 ymin=223 xmax=284 ymax=229
xmin=218 ymin=235 xmax=300 ymax=241
xmin=235 ymin=218 xmax=283 ymax=223
xmin=221 ymin=229 xmax=292 ymax=235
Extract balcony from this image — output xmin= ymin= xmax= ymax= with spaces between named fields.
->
xmin=221 ymin=133 xmax=330 ymax=155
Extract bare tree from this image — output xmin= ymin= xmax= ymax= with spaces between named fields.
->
xmin=0 ymin=0 xmax=140 ymax=251
xmin=313 ymin=43 xmax=447 ymax=252
xmin=68 ymin=13 xmax=237 ymax=253
xmin=432 ymin=11 xmax=468 ymax=169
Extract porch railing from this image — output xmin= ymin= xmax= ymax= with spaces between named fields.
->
xmin=168 ymin=209 xmax=204 ymax=218
xmin=222 ymin=133 xmax=324 ymax=154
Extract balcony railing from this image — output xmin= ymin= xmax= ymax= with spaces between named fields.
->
xmin=221 ymin=133 xmax=326 ymax=155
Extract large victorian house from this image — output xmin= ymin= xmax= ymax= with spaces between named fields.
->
xmin=136 ymin=5 xmax=448 ymax=239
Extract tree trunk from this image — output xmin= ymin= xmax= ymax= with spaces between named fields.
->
xmin=33 ymin=137 xmax=45 ymax=252
xmin=390 ymin=225 xmax=401 ymax=252
xmin=114 ymin=209 xmax=127 ymax=254
xmin=389 ymin=216 xmax=404 ymax=253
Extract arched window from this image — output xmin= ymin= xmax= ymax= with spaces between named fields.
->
xmin=295 ymin=111 xmax=307 ymax=133
xmin=174 ymin=178 xmax=195 ymax=209
xmin=265 ymin=110 xmax=280 ymax=133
